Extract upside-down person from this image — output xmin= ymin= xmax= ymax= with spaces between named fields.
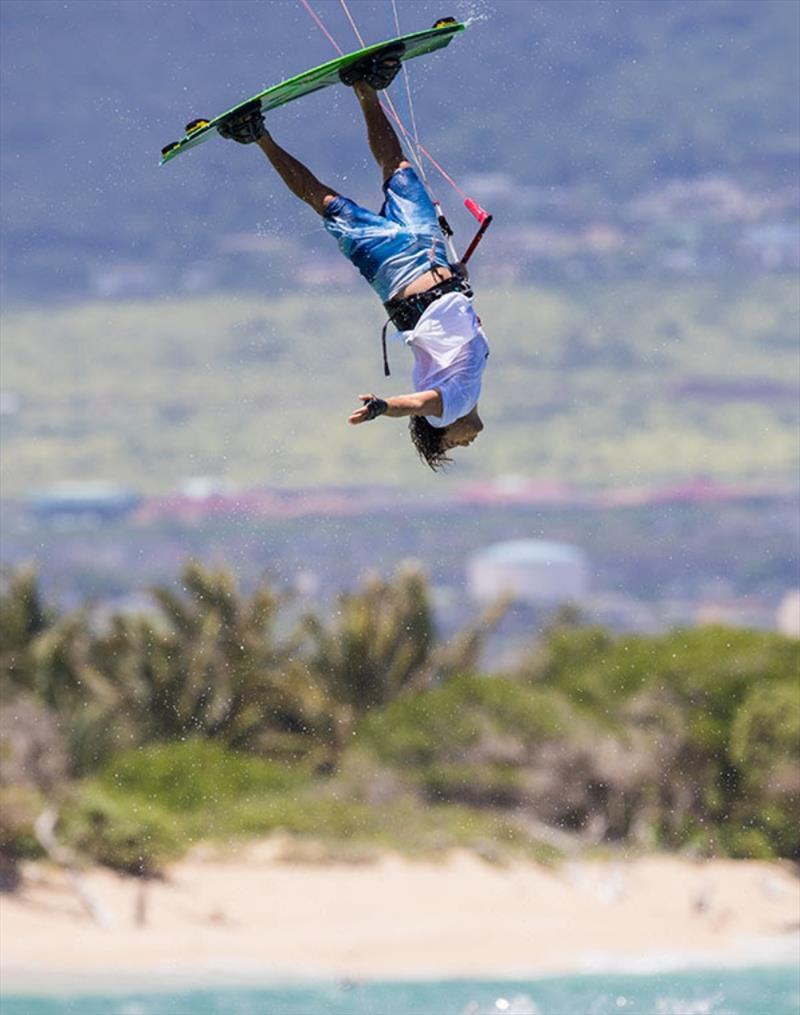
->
xmin=217 ymin=45 xmax=489 ymax=471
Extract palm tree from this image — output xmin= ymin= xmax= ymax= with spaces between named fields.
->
xmin=92 ymin=561 xmax=321 ymax=753
xmin=297 ymin=562 xmax=507 ymax=751
xmin=299 ymin=563 xmax=433 ymax=714
xmin=12 ymin=562 xmax=325 ymax=765
xmin=0 ymin=567 xmax=54 ymax=695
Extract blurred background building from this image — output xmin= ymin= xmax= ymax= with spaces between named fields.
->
xmin=468 ymin=539 xmax=589 ymax=607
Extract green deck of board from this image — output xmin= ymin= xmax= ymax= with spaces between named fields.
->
xmin=160 ymin=21 xmax=465 ymax=165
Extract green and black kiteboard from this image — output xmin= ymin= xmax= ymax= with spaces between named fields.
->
xmin=160 ymin=18 xmax=465 ymax=166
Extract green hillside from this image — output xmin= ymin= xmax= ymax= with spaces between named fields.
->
xmin=1 ymin=278 xmax=797 ymax=495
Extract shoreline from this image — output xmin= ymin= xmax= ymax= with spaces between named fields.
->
xmin=3 ymin=954 xmax=799 ymax=998
xmin=2 ymin=846 xmax=798 ymax=992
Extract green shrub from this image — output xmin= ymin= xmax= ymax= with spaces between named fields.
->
xmin=225 ymin=793 xmax=385 ymax=842
xmin=98 ymin=738 xmax=309 ymax=812
xmin=420 ymin=764 xmax=525 ymax=807
xmin=730 ymin=679 xmax=800 ymax=785
xmin=358 ymin=674 xmax=570 ymax=770
xmin=720 ymin=824 xmax=779 ymax=860
xmin=63 ymin=741 xmax=315 ymax=870
xmin=528 ymin=625 xmax=799 ymax=727
xmin=355 ymin=674 xmax=577 ymax=811
xmin=524 ymin=624 xmax=800 ymax=850
xmin=728 ymin=680 xmax=800 ymax=857
xmin=66 ymin=784 xmax=183 ymax=876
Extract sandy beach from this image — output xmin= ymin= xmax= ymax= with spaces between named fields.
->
xmin=1 ymin=841 xmax=798 ymax=990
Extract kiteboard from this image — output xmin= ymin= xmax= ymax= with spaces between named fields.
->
xmin=160 ymin=18 xmax=465 ymax=166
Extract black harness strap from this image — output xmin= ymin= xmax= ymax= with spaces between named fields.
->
xmin=381 ymin=320 xmax=391 ymax=377
xmin=381 ymin=273 xmax=473 ymax=376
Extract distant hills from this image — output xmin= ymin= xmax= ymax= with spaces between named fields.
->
xmin=1 ymin=0 xmax=798 ymax=299
xmin=2 ymin=278 xmax=797 ymax=495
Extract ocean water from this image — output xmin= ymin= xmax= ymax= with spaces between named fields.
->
xmin=2 ymin=966 xmax=798 ymax=1015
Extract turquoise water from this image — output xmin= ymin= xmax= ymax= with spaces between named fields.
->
xmin=2 ymin=967 xmax=798 ymax=1015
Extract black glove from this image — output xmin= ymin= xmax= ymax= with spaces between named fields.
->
xmin=217 ymin=101 xmax=266 ymax=144
xmin=364 ymin=397 xmax=389 ymax=421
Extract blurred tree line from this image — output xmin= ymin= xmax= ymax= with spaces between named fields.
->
xmin=1 ymin=562 xmax=797 ymax=888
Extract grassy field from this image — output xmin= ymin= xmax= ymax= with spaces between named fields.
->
xmin=1 ymin=277 xmax=797 ymax=495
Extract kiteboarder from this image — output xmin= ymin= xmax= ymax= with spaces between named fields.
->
xmin=217 ymin=47 xmax=488 ymax=471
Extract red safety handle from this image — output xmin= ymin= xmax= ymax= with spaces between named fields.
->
xmin=461 ymin=198 xmax=494 ymax=265
xmin=465 ymin=198 xmax=491 ymax=224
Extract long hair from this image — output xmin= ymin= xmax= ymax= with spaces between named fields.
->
xmin=408 ymin=415 xmax=453 ymax=472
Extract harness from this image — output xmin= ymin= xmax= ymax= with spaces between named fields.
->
xmin=380 ymin=272 xmax=473 ymax=376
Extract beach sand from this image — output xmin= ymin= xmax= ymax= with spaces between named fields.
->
xmin=1 ymin=841 xmax=798 ymax=988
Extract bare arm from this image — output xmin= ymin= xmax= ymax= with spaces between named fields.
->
xmin=255 ymin=132 xmax=337 ymax=216
xmin=354 ymin=82 xmax=409 ymax=181
xmin=348 ymin=390 xmax=442 ymax=425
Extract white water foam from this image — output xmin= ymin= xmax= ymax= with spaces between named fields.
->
xmin=462 ymin=995 xmax=541 ymax=1015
